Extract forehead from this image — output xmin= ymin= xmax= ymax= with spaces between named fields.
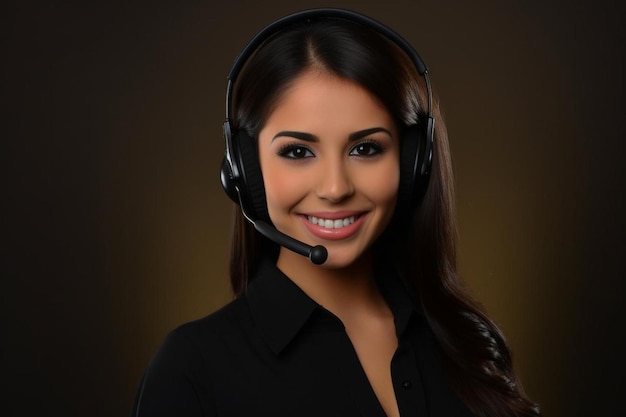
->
xmin=261 ymin=70 xmax=396 ymax=138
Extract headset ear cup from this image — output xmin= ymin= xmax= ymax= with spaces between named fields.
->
xmin=397 ymin=124 xmax=421 ymax=216
xmin=415 ymin=116 xmax=434 ymax=202
xmin=236 ymin=130 xmax=270 ymax=222
xmin=396 ymin=123 xmax=430 ymax=217
xmin=220 ymin=157 xmax=239 ymax=203
xmin=221 ymin=120 xmax=241 ymax=204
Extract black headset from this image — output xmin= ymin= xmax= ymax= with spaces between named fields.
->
xmin=220 ymin=8 xmax=434 ymax=225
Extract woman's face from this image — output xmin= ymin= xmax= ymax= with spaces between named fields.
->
xmin=258 ymin=70 xmax=400 ymax=269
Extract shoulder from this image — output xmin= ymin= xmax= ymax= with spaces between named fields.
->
xmin=164 ymin=296 xmax=253 ymax=360
xmin=133 ymin=297 xmax=253 ymax=416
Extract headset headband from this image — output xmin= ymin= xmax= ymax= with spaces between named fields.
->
xmin=224 ymin=8 xmax=433 ymax=132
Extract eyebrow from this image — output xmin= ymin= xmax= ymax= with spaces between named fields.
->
xmin=349 ymin=127 xmax=392 ymax=141
xmin=272 ymin=127 xmax=392 ymax=142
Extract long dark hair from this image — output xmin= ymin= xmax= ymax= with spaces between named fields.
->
xmin=227 ymin=17 xmax=540 ymax=417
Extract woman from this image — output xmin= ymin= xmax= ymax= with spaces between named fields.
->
xmin=133 ymin=9 xmax=540 ymax=417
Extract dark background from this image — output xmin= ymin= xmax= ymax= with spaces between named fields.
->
xmin=3 ymin=1 xmax=625 ymax=416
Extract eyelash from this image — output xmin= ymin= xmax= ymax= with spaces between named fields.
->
xmin=349 ymin=140 xmax=384 ymax=157
xmin=277 ymin=140 xmax=385 ymax=160
xmin=277 ymin=143 xmax=315 ymax=159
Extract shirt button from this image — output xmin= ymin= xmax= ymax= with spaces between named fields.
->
xmin=402 ymin=380 xmax=412 ymax=390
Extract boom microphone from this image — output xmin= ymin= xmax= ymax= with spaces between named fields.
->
xmin=237 ymin=190 xmax=328 ymax=265
xmin=252 ymin=220 xmax=328 ymax=265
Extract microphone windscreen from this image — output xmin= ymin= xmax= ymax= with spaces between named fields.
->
xmin=310 ymin=246 xmax=328 ymax=265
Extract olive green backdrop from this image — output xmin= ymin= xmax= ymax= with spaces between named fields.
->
xmin=3 ymin=1 xmax=624 ymax=416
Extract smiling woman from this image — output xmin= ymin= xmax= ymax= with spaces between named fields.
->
xmin=133 ymin=8 xmax=540 ymax=417
xmin=259 ymin=70 xmax=400 ymax=271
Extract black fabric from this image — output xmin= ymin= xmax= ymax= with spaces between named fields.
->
xmin=133 ymin=259 xmax=474 ymax=416
xmin=396 ymin=124 xmax=423 ymax=219
xmin=235 ymin=129 xmax=269 ymax=222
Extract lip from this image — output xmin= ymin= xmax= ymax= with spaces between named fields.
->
xmin=300 ymin=211 xmax=367 ymax=241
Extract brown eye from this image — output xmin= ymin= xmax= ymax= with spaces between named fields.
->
xmin=349 ymin=142 xmax=382 ymax=157
xmin=278 ymin=145 xmax=314 ymax=159
xmin=291 ymin=147 xmax=307 ymax=158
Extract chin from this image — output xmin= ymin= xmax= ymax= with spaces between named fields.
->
xmin=318 ymin=246 xmax=372 ymax=271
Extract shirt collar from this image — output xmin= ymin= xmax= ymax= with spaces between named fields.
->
xmin=245 ymin=258 xmax=421 ymax=355
xmin=245 ymin=258 xmax=319 ymax=355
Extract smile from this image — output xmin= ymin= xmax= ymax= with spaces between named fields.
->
xmin=307 ymin=215 xmax=356 ymax=229
xmin=301 ymin=212 xmax=366 ymax=241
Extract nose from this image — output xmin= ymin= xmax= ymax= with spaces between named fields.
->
xmin=316 ymin=158 xmax=354 ymax=203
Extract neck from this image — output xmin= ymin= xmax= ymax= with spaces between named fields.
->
xmin=275 ymin=248 xmax=388 ymax=320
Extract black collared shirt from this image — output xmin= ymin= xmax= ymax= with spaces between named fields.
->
xmin=133 ymin=259 xmax=473 ymax=416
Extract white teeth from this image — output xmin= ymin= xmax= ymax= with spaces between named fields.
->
xmin=308 ymin=215 xmax=356 ymax=229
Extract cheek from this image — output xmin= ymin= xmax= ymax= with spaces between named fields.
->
xmin=356 ymin=160 xmax=400 ymax=208
xmin=261 ymin=162 xmax=307 ymax=215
